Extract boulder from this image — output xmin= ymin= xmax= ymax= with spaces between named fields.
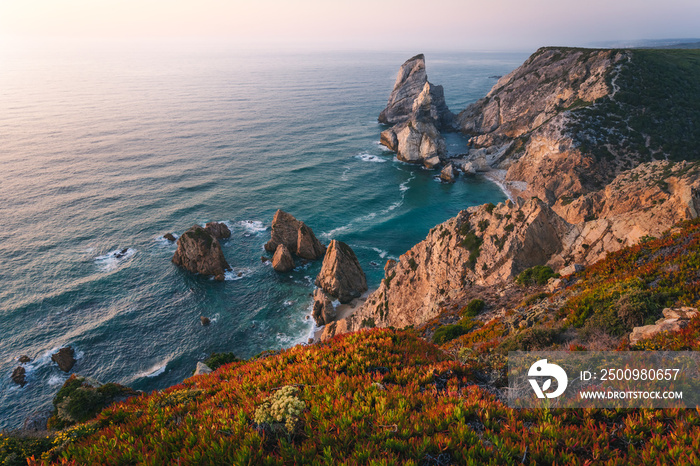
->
xmin=23 ymin=409 xmax=52 ymax=431
xmin=440 ymin=164 xmax=457 ymax=183
xmin=172 ymin=225 xmax=231 ymax=281
xmin=312 ymin=288 xmax=336 ymax=326
xmin=204 ymin=221 xmax=231 ymax=240
xmin=194 ymin=362 xmax=213 ymax=376
xmin=18 ymin=355 xmax=31 ymax=364
xmin=200 ymin=316 xmax=211 ymax=326
xmin=424 ymin=156 xmax=441 ymax=169
xmin=264 ymin=210 xmax=326 ymax=260
xmin=51 ymin=346 xmax=76 ymax=372
xmin=630 ymin=307 xmax=698 ymax=345
xmin=273 ymin=248 xmax=294 ymax=271
xmin=163 ymin=233 xmax=177 ymax=242
xmin=272 ymin=244 xmax=295 ymax=272
xmin=11 ymin=366 xmax=26 ymax=387
xmin=315 ymin=240 xmax=367 ymax=304
xmin=559 ymin=263 xmax=584 ymax=276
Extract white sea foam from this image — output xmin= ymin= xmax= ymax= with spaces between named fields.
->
xmin=137 ymin=362 xmax=168 ymax=378
xmin=238 ymin=220 xmax=267 ymax=234
xmin=372 ymin=247 xmax=388 ymax=259
xmin=355 ymin=153 xmax=387 ymax=163
xmin=94 ymin=248 xmax=136 ymax=272
xmin=209 ymin=313 xmax=220 ymax=324
xmin=48 ymin=374 xmax=67 ymax=386
xmin=224 ymin=268 xmax=252 ymax=281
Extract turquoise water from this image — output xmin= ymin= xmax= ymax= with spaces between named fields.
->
xmin=0 ymin=40 xmax=529 ymax=428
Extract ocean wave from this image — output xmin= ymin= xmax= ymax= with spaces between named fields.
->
xmin=137 ymin=361 xmax=168 ymax=379
xmin=372 ymin=247 xmax=388 ymax=259
xmin=48 ymin=374 xmax=67 ymax=386
xmin=354 ymin=153 xmax=387 ymax=163
xmin=94 ymin=248 xmax=136 ymax=272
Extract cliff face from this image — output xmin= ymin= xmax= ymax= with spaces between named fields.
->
xmin=334 ymin=48 xmax=700 ymax=337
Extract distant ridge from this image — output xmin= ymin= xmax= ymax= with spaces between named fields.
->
xmin=588 ymin=38 xmax=700 ymax=49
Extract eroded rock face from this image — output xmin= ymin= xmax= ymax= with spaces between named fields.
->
xmin=52 ymin=347 xmax=76 ymax=372
xmin=378 ymin=54 xmax=453 ymax=166
xmin=272 ymin=243 xmax=295 ymax=272
xmin=172 ymin=225 xmax=231 ymax=281
xmin=315 ymin=240 xmax=367 ymax=304
xmin=312 ymin=288 xmax=336 ymax=326
xmin=194 ymin=362 xmax=213 ymax=376
xmin=204 ymin=222 xmax=231 ymax=240
xmin=264 ymin=210 xmax=326 ymax=260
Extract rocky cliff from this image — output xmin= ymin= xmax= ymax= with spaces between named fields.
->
xmin=335 ymin=48 xmax=700 ymax=336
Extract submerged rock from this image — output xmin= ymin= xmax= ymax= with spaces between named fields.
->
xmin=312 ymin=288 xmax=336 ymax=326
xmin=315 ymin=240 xmax=367 ymax=304
xmin=204 ymin=221 xmax=231 ymax=240
xmin=264 ymin=210 xmax=326 ymax=260
xmin=200 ymin=316 xmax=211 ymax=326
xmin=163 ymin=233 xmax=177 ymax=242
xmin=51 ymin=347 xmax=76 ymax=372
xmin=172 ymin=225 xmax=231 ymax=281
xmin=18 ymin=355 xmax=31 ymax=364
xmin=272 ymin=244 xmax=295 ymax=272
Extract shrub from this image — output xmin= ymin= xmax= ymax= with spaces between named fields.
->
xmin=202 ymin=352 xmax=240 ymax=371
xmin=254 ymin=386 xmax=306 ymax=434
xmin=521 ymin=292 xmax=551 ymax=307
xmin=460 ymin=299 xmax=485 ymax=318
xmin=516 ymin=265 xmax=559 ymax=286
xmin=432 ymin=324 xmax=470 ymax=345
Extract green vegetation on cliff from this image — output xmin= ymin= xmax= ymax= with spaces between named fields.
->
xmin=568 ymin=49 xmax=700 ymax=164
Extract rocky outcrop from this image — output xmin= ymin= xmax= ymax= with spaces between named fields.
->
xmin=440 ymin=164 xmax=457 ymax=183
xmin=200 ymin=316 xmax=211 ymax=326
xmin=172 ymin=225 xmax=231 ymax=281
xmin=163 ymin=233 xmax=177 ymax=242
xmin=204 ymin=222 xmax=231 ymax=240
xmin=52 ymin=346 xmax=76 ymax=372
xmin=315 ymin=240 xmax=367 ymax=304
xmin=272 ymin=244 xmax=295 ymax=272
xmin=379 ymin=54 xmax=452 ymax=129
xmin=264 ymin=210 xmax=326 ymax=261
xmin=629 ymin=307 xmax=699 ymax=345
xmin=312 ymin=288 xmax=336 ymax=326
xmin=11 ymin=366 xmax=27 ymax=387
xmin=379 ymin=54 xmax=453 ymax=166
xmin=23 ymin=410 xmax=52 ymax=431
xmin=194 ymin=362 xmax=213 ymax=376
xmin=320 ymin=318 xmax=351 ymax=342
xmin=18 ymin=355 xmax=31 ymax=364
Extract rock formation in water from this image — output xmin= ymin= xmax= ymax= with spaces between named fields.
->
xmin=11 ymin=366 xmax=27 ymax=387
xmin=172 ymin=225 xmax=231 ymax=281
xmin=272 ymin=243 xmax=295 ymax=272
xmin=378 ymin=54 xmax=454 ymax=167
xmin=52 ymin=346 xmax=76 ymax=372
xmin=204 ymin=222 xmax=231 ymax=240
xmin=264 ymin=210 xmax=326 ymax=261
xmin=440 ymin=164 xmax=457 ymax=183
xmin=315 ymin=240 xmax=367 ymax=304
xmin=311 ymin=288 xmax=336 ymax=326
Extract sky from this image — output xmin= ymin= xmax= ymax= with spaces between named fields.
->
xmin=0 ymin=0 xmax=698 ymax=51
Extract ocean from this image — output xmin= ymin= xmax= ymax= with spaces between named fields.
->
xmin=0 ymin=39 xmax=529 ymax=429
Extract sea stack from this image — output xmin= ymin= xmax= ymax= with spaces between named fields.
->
xmin=315 ymin=240 xmax=367 ymax=304
xmin=51 ymin=347 xmax=77 ymax=372
xmin=172 ymin=225 xmax=231 ymax=281
xmin=272 ymin=244 xmax=295 ymax=272
xmin=264 ymin=210 xmax=326 ymax=261
xmin=378 ymin=54 xmax=454 ymax=167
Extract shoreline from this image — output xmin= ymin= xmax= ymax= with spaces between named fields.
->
xmin=312 ymin=290 xmax=372 ymax=342
xmin=480 ymin=169 xmax=516 ymax=202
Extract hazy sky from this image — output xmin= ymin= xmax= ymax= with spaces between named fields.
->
xmin=1 ymin=0 xmax=698 ymax=50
